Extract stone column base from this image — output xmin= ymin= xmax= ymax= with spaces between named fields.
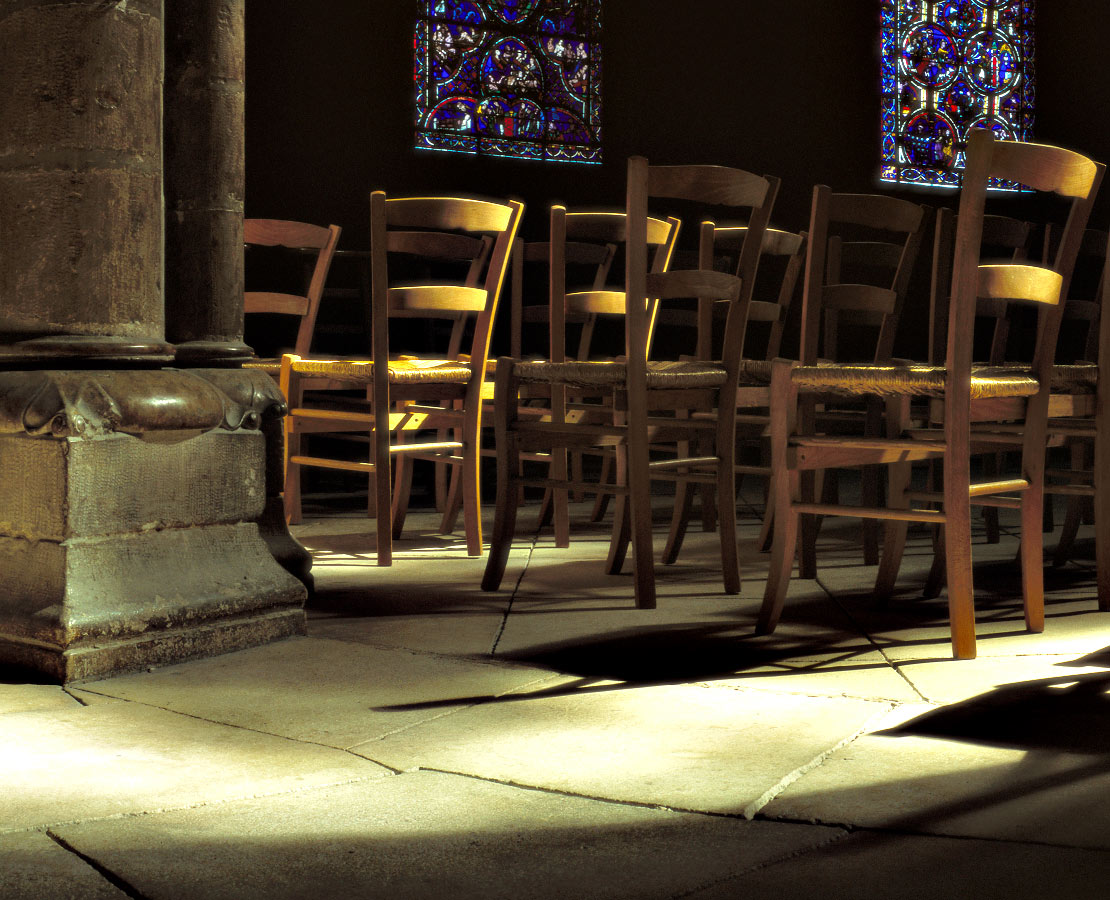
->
xmin=0 ymin=369 xmax=308 ymax=683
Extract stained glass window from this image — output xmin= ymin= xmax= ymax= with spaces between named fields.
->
xmin=881 ymin=1 xmax=1035 ymax=190
xmin=414 ymin=1 xmax=602 ymax=164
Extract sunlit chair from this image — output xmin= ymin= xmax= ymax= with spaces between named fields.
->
xmin=758 ymin=129 xmax=1103 ymax=659
xmin=281 ymin=193 xmax=523 ymax=564
xmin=482 ymin=157 xmax=777 ymax=607
xmin=928 ymin=213 xmax=1041 ymax=545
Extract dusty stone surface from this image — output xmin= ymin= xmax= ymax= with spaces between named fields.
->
xmin=75 ymin=636 xmax=566 ymax=750
xmin=0 ymin=1 xmax=164 ymax=339
xmin=0 ymin=829 xmax=127 ymax=900
xmin=687 ymin=830 xmax=1110 ymax=900
xmin=361 ymin=680 xmax=893 ymax=815
xmin=762 ymin=703 xmax=1110 ymax=849
xmin=164 ymin=0 xmax=248 ymax=355
xmin=51 ymin=771 xmax=847 ymax=900
xmin=3 ymin=700 xmax=390 ymax=832
xmin=0 ymin=683 xmax=84 ymax=716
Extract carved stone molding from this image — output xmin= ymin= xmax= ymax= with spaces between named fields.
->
xmin=0 ymin=367 xmax=286 ymax=440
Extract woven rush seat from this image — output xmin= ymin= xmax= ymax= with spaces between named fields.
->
xmin=790 ymin=362 xmax=1041 ymax=399
xmin=1050 ymin=362 xmax=1098 ymax=393
xmin=288 ymin=356 xmax=474 ymax=384
xmin=243 ymin=357 xmax=281 ymax=376
xmin=515 ymin=358 xmax=728 ymax=390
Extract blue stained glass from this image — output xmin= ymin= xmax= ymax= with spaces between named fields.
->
xmin=415 ymin=0 xmax=602 ymax=164
xmin=881 ymin=0 xmax=1034 ymax=190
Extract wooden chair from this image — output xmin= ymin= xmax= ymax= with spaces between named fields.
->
xmin=242 ymin=219 xmax=342 ymax=372
xmin=280 ymin=193 xmax=523 ymax=565
xmin=928 ymin=213 xmax=1040 ymax=545
xmin=758 ymin=129 xmax=1103 ymax=659
xmin=659 ymin=224 xmax=807 ymax=563
xmin=796 ymin=189 xmax=930 ymax=573
xmin=474 ymin=211 xmax=679 ymax=539
xmin=482 ymin=157 xmax=777 ymax=608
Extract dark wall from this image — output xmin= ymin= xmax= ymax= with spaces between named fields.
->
xmin=245 ymin=1 xmax=1110 ymax=354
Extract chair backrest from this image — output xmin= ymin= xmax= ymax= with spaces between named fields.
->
xmin=546 ymin=209 xmax=680 ymax=364
xmin=798 ymin=188 xmax=929 ymax=366
xmin=711 ymin=225 xmax=807 ymax=361
xmin=369 ymin=193 xmax=524 ymax=392
xmin=929 ymin=212 xmax=1039 ymax=364
xmin=244 ymin=219 xmax=342 ymax=356
xmin=946 ymin=129 xmax=1104 ymax=405
xmin=1056 ymin=227 xmax=1110 ymax=364
xmin=625 ymin=157 xmax=779 ymax=386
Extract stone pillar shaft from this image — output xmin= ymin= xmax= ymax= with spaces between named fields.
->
xmin=164 ymin=0 xmax=251 ymax=364
xmin=0 ymin=0 xmax=171 ymax=364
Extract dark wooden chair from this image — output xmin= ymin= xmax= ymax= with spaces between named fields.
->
xmin=758 ymin=129 xmax=1103 ymax=659
xmin=242 ymin=219 xmax=342 ymax=372
xmin=482 ymin=157 xmax=777 ymax=608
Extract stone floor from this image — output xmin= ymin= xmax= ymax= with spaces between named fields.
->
xmin=5 ymin=490 xmax=1110 ymax=899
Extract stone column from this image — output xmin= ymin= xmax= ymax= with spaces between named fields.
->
xmin=0 ymin=0 xmax=172 ymax=364
xmin=164 ymin=0 xmax=252 ymax=364
xmin=0 ymin=0 xmax=307 ymax=682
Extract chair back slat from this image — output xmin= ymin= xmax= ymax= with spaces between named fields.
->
xmin=827 ymin=193 xmax=925 ymax=234
xmin=799 ymin=185 xmax=929 ymax=366
xmin=386 ymin=231 xmax=489 ymax=260
xmin=244 ymin=218 xmax=341 ymax=356
xmin=647 ymin=268 xmax=740 ymax=302
xmin=245 ymin=219 xmax=334 ymax=249
xmin=244 ymin=292 xmax=311 ymax=317
xmin=977 ymin=264 xmax=1063 ymax=305
xmin=990 ymin=140 xmax=1102 ymax=198
xmin=384 ymin=196 xmax=517 ymax=233
xmin=647 ymin=165 xmax=771 ymax=208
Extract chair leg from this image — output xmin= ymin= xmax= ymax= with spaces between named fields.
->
xmin=605 ymin=467 xmax=632 ymax=576
xmin=798 ymin=470 xmax=819 ymax=580
xmin=551 ymin=446 xmax=571 ymax=549
xmin=1053 ymin=495 xmax=1084 ymax=567
xmin=482 ymin=363 xmax=521 ymax=591
xmin=755 ymin=488 xmax=774 ymax=552
xmin=981 ymin=452 xmax=1002 ymax=544
xmin=625 ymin=416 xmax=657 ymax=613
xmin=1020 ymin=490 xmax=1046 ymax=633
xmin=716 ymin=397 xmax=741 ymax=595
xmin=461 ymin=417 xmax=483 ymax=558
xmin=861 ymin=466 xmax=881 ymax=566
xmin=374 ymin=432 xmax=392 ymax=568
xmin=439 ymin=463 xmax=461 ymax=534
xmin=284 ymin=450 xmax=303 ymax=526
xmin=943 ymin=464 xmax=975 ymax=660
xmin=590 ymin=453 xmax=613 ymax=522
xmin=391 ymin=445 xmax=413 ymax=541
xmin=661 ymin=475 xmax=695 ymax=566
xmin=875 ymin=398 xmax=913 ymax=602
xmin=757 ymin=363 xmax=798 ymax=634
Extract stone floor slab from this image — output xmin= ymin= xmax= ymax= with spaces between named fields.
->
xmin=1 ymin=701 xmax=390 ymax=831
xmin=762 ymin=690 xmax=1110 ymax=849
xmin=0 ymin=683 xmax=85 ymax=716
xmin=358 ymin=681 xmax=892 ymax=815
xmin=0 ymin=829 xmax=127 ymax=900
xmin=52 ymin=771 xmax=846 ymax=900
xmin=76 ymin=636 xmax=565 ymax=751
xmin=687 ymin=829 xmax=1110 ymax=900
